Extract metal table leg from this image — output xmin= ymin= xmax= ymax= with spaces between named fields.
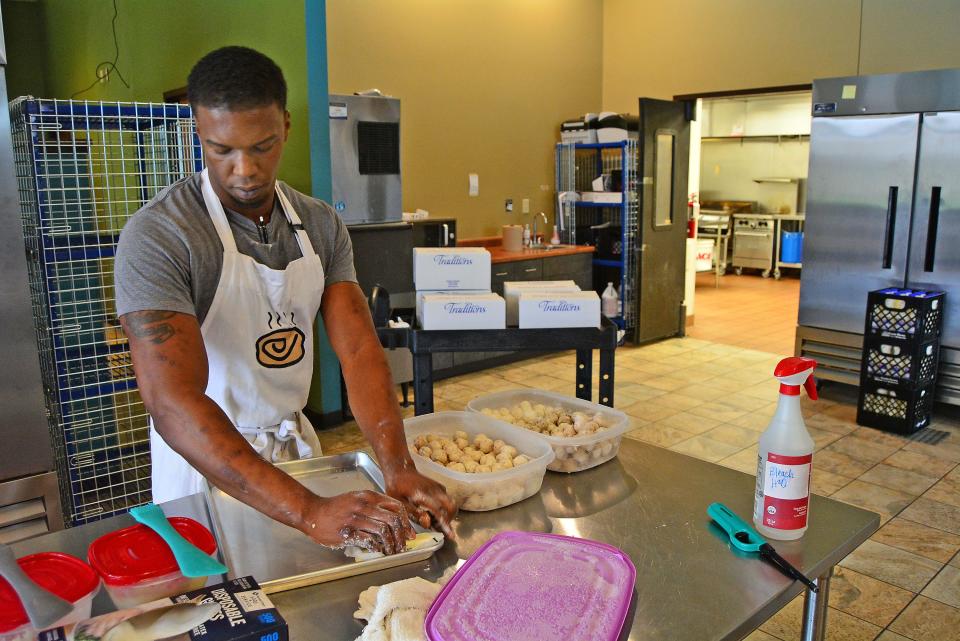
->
xmin=800 ymin=569 xmax=833 ymax=641
xmin=412 ymin=353 xmax=434 ymax=416
xmin=575 ymin=349 xmax=592 ymax=402
xmin=598 ymin=347 xmax=615 ymax=407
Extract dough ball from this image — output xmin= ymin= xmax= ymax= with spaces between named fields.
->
xmin=454 ymin=430 xmax=468 ymax=441
xmin=468 ymin=449 xmax=483 ymax=462
xmin=454 ymin=437 xmax=469 ymax=450
xmin=492 ymin=439 xmax=505 ymax=454
xmin=501 ymin=445 xmax=518 ymax=459
xmin=432 ymin=450 xmax=449 ymax=465
xmin=418 ymin=446 xmax=432 ymax=459
xmin=480 ymin=453 xmax=497 ymax=467
xmin=513 ymin=455 xmax=530 ymax=466
xmin=414 ymin=435 xmax=427 ymax=449
xmin=463 ymin=459 xmax=478 ymax=473
xmin=476 ymin=464 xmax=492 ymax=473
xmin=447 ymin=462 xmax=466 ymax=473
xmin=478 ymin=439 xmax=494 ymax=454
xmin=428 ymin=440 xmax=443 ymax=452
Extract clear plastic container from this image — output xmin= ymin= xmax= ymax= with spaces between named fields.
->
xmin=87 ymin=516 xmax=217 ymax=608
xmin=404 ymin=411 xmax=554 ymax=511
xmin=0 ymin=552 xmax=100 ymax=640
xmin=467 ymin=390 xmax=630 ymax=473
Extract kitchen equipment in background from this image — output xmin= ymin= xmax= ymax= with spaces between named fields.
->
xmin=329 ymin=94 xmax=401 ymax=225
xmin=412 ymin=217 xmax=457 ymax=248
xmin=424 ymin=531 xmax=635 ymax=641
xmin=596 ymin=111 xmax=640 ymax=143
xmin=348 ymin=222 xmax=415 ymax=309
xmin=774 ymin=214 xmax=806 ymax=279
xmin=796 ymin=68 xmax=960 ymax=405
xmin=501 ymin=224 xmax=523 ymax=252
xmin=129 ymin=504 xmax=227 ymax=578
xmin=0 ymin=1 xmax=63 ymax=543
xmin=11 ymin=98 xmax=203 ymax=527
xmin=856 ymin=288 xmax=944 ymax=433
xmin=204 ymin=453 xmax=444 ymax=593
xmin=732 ymin=214 xmax=776 ymax=277
xmin=560 ymin=114 xmax=598 ymax=144
xmin=780 ymin=231 xmax=803 ymax=264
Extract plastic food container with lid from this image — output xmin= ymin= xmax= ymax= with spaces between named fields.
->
xmin=0 ymin=552 xmax=100 ymax=641
xmin=467 ymin=389 xmax=630 ymax=473
xmin=87 ymin=516 xmax=218 ymax=608
xmin=425 ymin=531 xmax=636 ymax=641
xmin=404 ymin=411 xmax=554 ymax=511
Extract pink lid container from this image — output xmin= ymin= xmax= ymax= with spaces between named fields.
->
xmin=425 ymin=531 xmax=636 ymax=641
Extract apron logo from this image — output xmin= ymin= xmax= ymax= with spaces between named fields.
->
xmin=256 ymin=327 xmax=306 ymax=368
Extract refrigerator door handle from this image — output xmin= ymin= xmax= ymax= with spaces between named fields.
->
xmin=923 ymin=186 xmax=942 ymax=272
xmin=882 ymin=186 xmax=899 ymax=269
xmin=442 ymin=223 xmax=450 ymax=247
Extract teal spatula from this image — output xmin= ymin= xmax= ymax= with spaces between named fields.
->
xmin=707 ymin=502 xmax=818 ymax=592
xmin=129 ymin=504 xmax=227 ymax=578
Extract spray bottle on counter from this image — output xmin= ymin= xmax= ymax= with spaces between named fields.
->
xmin=753 ymin=356 xmax=817 ymax=540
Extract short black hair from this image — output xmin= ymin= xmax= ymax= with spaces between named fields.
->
xmin=187 ymin=46 xmax=286 ymax=111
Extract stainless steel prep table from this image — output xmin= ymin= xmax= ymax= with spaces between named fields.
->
xmin=12 ymin=439 xmax=877 ymax=641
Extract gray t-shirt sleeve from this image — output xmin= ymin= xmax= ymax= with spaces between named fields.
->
xmin=317 ymin=201 xmax=358 ymax=288
xmin=114 ymin=212 xmax=197 ymax=318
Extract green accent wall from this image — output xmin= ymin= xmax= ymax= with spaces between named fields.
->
xmin=9 ymin=0 xmax=313 ymax=194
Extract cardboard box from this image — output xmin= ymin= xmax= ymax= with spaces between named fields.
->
xmin=418 ymin=292 xmax=505 ymax=330
xmin=503 ymin=281 xmax=580 ymax=326
xmin=413 ymin=247 xmax=491 ymax=291
xmin=38 ymin=577 xmax=287 ymax=641
xmin=518 ymin=291 xmax=601 ymax=328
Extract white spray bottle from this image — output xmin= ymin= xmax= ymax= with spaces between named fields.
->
xmin=753 ymin=356 xmax=818 ymax=540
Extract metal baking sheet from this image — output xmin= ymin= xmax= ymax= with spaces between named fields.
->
xmin=205 ymin=452 xmax=443 ymax=593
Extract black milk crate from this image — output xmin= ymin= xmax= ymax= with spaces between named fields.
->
xmin=857 ymin=379 xmax=935 ymax=434
xmin=861 ymin=335 xmax=940 ymax=388
xmin=865 ymin=288 xmax=945 ymax=342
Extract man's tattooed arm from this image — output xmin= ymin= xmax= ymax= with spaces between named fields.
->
xmin=121 ymin=310 xmax=177 ymax=345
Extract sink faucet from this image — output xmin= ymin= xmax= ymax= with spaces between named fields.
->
xmin=533 ymin=212 xmax=548 ymax=246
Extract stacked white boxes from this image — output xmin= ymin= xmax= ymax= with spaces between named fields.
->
xmin=518 ymin=291 xmax=601 ymax=328
xmin=502 ymin=280 xmax=580 ymax=326
xmin=413 ymin=248 xmax=504 ymax=329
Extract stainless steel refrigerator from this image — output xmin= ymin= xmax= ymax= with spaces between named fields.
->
xmin=796 ymin=68 xmax=960 ymax=405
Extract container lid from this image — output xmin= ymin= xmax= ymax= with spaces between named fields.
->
xmin=425 ymin=531 xmax=636 ymax=641
xmin=0 ymin=552 xmax=100 ymax=633
xmin=87 ymin=516 xmax=216 ymax=586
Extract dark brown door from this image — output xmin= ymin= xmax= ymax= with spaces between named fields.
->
xmin=634 ymin=98 xmax=691 ymax=343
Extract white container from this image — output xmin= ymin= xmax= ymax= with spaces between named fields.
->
xmin=467 ymin=390 xmax=630 ymax=473
xmin=413 ymin=247 xmax=491 ymax=291
xmin=418 ymin=292 xmax=505 ymax=330
xmin=695 ymin=238 xmax=715 ymax=272
xmin=518 ymin=291 xmax=600 ymax=329
xmin=404 ymin=411 xmax=554 ymax=511
xmin=601 ymin=282 xmax=619 ymax=317
xmin=503 ymin=280 xmax=579 ymax=326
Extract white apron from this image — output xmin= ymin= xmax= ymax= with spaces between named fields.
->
xmin=150 ymin=169 xmax=325 ymax=503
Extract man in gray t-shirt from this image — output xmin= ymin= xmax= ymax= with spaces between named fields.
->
xmin=116 ymin=46 xmax=453 ymax=555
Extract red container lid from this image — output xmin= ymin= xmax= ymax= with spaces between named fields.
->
xmin=0 ymin=552 xmax=99 ymax=633
xmin=87 ymin=516 xmax=217 ymax=586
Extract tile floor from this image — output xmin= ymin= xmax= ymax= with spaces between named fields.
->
xmin=319 ymin=275 xmax=960 ymax=641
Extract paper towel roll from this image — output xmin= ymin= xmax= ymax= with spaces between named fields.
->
xmin=502 ymin=225 xmax=523 ymax=252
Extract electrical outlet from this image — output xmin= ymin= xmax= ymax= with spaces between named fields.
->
xmin=505 ymin=199 xmax=513 ymax=212
xmin=521 ymin=198 xmax=530 ymax=214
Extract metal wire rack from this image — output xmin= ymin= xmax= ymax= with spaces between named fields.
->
xmin=11 ymin=98 xmax=201 ymax=525
xmin=556 ymin=140 xmax=639 ymax=331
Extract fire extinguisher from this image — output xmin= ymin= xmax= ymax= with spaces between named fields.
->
xmin=687 ymin=193 xmax=699 ymax=238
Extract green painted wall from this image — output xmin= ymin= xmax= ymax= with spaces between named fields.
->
xmin=13 ymin=0 xmax=312 ymax=193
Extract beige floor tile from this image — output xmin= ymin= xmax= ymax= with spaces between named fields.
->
xmin=687 ymin=401 xmax=751 ymax=423
xmin=741 ymin=382 xmax=782 ymax=402
xmin=622 ymin=400 xmax=682 ymax=422
xmin=900 ymin=498 xmax=960 ymax=535
xmin=953 ymin=553 xmax=960 ymax=568
xmin=730 ymin=410 xmax=777 ymax=432
xmin=827 ymin=435 xmax=904 ymax=466
xmin=884 ymin=450 xmax=957 ymax=478
xmin=650 ymin=393 xmax=706 ymax=411
xmin=657 ymin=411 xmax=723 ymax=435
xmin=719 ymin=446 xmax=760 ymax=475
xmin=743 ymin=630 xmax=781 ymax=641
xmin=629 ymin=360 xmax=685 ymax=376
xmin=903 ymin=438 xmax=960 ymax=464
xmin=840 ymin=539 xmax=943 ymax=592
xmin=829 ymin=566 xmax=915 ymax=627
xmin=625 ymin=423 xmax=694 ymax=448
xmin=639 ymin=376 xmax=691 ymax=391
xmin=615 ymin=383 xmax=668 ymax=401
xmin=702 ymin=423 xmax=762 ymax=448
xmin=812 ymin=469 xmax=854 ymax=496
xmin=707 ymin=375 xmax=754 ymax=392
xmin=673 ymin=383 xmax=731 ymax=401
xmin=668 ymin=435 xmax=741 ymax=462
xmin=720 ymin=394 xmax=777 ymax=412
xmin=810 ymin=427 xmax=845 ymax=451
xmin=814 ymin=450 xmax=875 ymax=479
xmin=852 ymin=427 xmax=911 ymax=449
xmin=759 ymin=595 xmax=881 ymax=641
xmin=923 ymin=471 xmax=960 ymax=509
xmin=922 ymin=564 xmax=960 ymax=608
xmin=889 ymin=595 xmax=960 ymax=641
xmin=831 ymin=481 xmax=915 ymax=519
xmin=805 ymin=412 xmax=859 ymax=436
xmin=823 ymin=403 xmax=859 ymax=423
xmin=859 ymin=464 xmax=941 ymax=496
xmin=872 ymin=518 xmax=960 ymax=564
xmin=874 ymin=631 xmax=912 ymax=641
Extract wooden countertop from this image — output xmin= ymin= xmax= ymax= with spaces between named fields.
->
xmin=458 ymin=236 xmax=595 ymax=264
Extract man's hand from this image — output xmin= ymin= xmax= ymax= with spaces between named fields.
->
xmin=301 ymin=490 xmax=416 ymax=555
xmin=384 ymin=466 xmax=457 ymax=539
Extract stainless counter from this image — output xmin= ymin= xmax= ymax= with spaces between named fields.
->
xmin=12 ymin=439 xmax=878 ymax=641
